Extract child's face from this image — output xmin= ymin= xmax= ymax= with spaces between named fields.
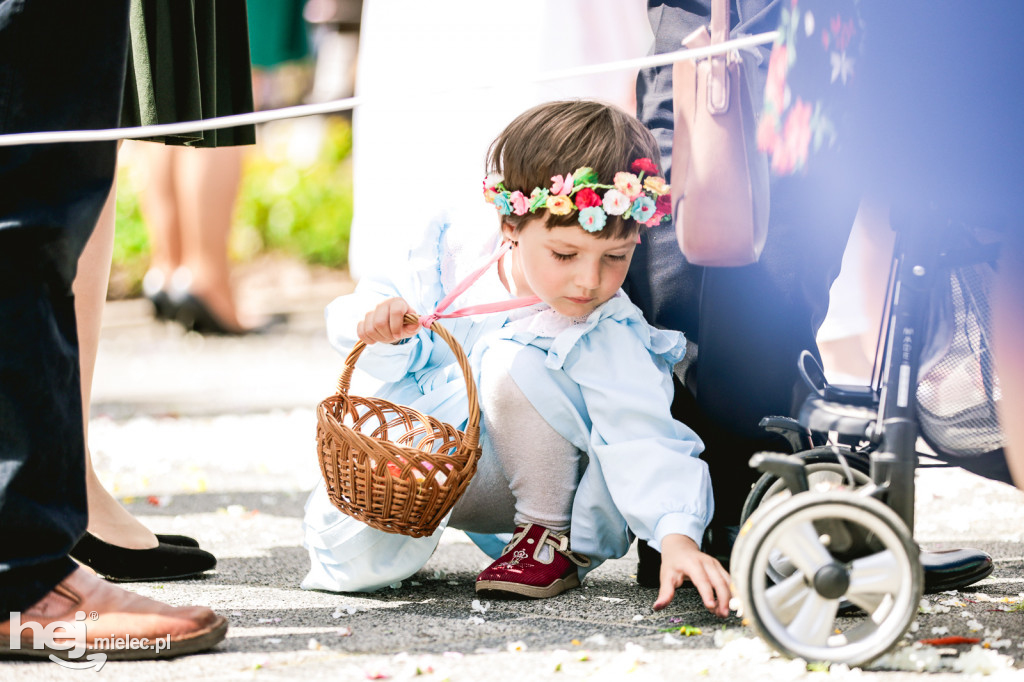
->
xmin=505 ymin=217 xmax=637 ymax=318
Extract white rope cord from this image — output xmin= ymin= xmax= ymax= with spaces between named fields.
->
xmin=0 ymin=31 xmax=777 ymax=147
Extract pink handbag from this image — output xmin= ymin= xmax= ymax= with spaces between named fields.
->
xmin=671 ymin=0 xmax=769 ymax=267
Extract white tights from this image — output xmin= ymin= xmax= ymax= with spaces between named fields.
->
xmin=449 ymin=342 xmax=585 ymax=534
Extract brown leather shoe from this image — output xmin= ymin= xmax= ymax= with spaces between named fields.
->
xmin=0 ymin=567 xmax=227 ymax=661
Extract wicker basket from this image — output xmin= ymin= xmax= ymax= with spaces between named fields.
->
xmin=316 ymin=314 xmax=481 ymax=537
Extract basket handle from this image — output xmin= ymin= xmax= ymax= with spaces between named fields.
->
xmin=335 ymin=313 xmax=481 ymax=436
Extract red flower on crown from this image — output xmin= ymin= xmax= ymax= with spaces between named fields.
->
xmin=574 ymin=187 xmax=601 ymax=209
xmin=655 ymin=194 xmax=672 ymax=215
xmin=630 ymin=158 xmax=659 ymax=175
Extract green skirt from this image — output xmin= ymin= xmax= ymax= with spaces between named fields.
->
xmin=121 ymin=0 xmax=256 ymax=147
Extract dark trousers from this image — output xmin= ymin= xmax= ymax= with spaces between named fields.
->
xmin=628 ymin=0 xmax=859 ymax=525
xmin=0 ymin=0 xmax=130 ymax=615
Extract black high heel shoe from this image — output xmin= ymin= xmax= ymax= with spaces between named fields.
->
xmin=147 ymin=289 xmax=177 ymax=321
xmin=173 ymin=292 xmax=247 ymax=335
xmin=70 ymin=532 xmax=216 ymax=582
xmin=174 ymin=291 xmax=284 ymax=336
xmin=142 ymin=269 xmax=178 ymax=321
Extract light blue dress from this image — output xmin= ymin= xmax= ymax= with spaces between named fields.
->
xmin=302 ymin=213 xmax=714 ymax=592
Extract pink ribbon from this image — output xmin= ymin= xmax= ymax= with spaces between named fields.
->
xmin=418 ymin=241 xmax=542 ymax=329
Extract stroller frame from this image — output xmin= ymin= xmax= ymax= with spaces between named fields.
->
xmin=730 ymin=219 xmax=1006 ymax=666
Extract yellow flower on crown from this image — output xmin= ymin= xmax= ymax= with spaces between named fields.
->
xmin=546 ymin=195 xmax=573 ymax=216
xmin=613 ymin=172 xmax=642 ymax=198
xmin=643 ymin=176 xmax=670 ymax=196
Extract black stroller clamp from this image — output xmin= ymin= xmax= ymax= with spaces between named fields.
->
xmin=731 ymin=219 xmax=1009 ymax=666
xmin=749 ymin=452 xmax=809 ymax=495
xmin=758 ymin=415 xmax=818 ymax=452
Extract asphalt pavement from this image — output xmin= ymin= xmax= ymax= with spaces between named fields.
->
xmin=5 ymin=268 xmax=1024 ymax=681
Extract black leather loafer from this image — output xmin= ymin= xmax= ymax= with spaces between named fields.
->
xmin=71 ymin=532 xmax=216 ymax=582
xmin=921 ymin=547 xmax=994 ymax=593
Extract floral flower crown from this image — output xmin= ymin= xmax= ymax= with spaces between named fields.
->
xmin=483 ymin=158 xmax=671 ymax=233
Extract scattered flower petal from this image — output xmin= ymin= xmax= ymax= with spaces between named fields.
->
xmin=918 ymin=636 xmax=980 ymax=646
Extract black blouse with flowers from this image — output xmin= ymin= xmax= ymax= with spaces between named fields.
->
xmin=757 ymin=0 xmax=862 ymax=177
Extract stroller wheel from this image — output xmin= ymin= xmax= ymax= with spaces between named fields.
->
xmin=740 ymin=446 xmax=872 ymax=524
xmin=731 ymin=491 xmax=922 ymax=667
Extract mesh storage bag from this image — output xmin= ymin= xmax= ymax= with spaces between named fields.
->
xmin=916 ymin=255 xmax=1003 ymax=459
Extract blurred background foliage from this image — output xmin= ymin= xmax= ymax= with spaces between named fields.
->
xmin=110 ymin=115 xmax=353 ymax=298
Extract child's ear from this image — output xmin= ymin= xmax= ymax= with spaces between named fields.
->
xmin=500 ymin=220 xmax=518 ymax=243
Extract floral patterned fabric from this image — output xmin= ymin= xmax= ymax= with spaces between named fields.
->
xmin=757 ymin=0 xmax=862 ymax=176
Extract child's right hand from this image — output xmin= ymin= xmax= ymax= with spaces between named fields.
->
xmin=653 ymin=534 xmax=732 ymax=617
xmin=357 ymin=297 xmax=421 ymax=345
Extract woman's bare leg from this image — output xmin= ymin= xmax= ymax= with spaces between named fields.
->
xmin=174 ymin=145 xmax=249 ymax=330
xmin=138 ymin=142 xmax=184 ymax=283
xmin=74 ymin=170 xmax=159 ymax=550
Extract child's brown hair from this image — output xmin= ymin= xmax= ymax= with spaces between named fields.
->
xmin=486 ymin=100 xmax=663 ymax=240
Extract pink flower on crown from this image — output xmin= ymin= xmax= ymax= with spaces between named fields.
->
xmin=631 ymin=158 xmax=659 ymax=176
xmin=574 ymin=187 xmax=601 ymax=209
xmin=550 ymin=173 xmax=574 ymax=196
xmin=602 ymin=189 xmax=630 ymax=216
xmin=509 ymin=190 xmax=529 ymax=216
xmin=613 ymin=172 xmax=642 ymax=198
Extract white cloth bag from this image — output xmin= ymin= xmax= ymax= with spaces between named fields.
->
xmin=301 ymin=484 xmax=447 ymax=593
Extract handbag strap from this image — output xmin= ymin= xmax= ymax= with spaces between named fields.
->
xmin=709 ymin=0 xmax=731 ymax=113
xmin=418 ymin=240 xmax=542 ymax=329
xmin=710 ymin=0 xmax=729 ymax=44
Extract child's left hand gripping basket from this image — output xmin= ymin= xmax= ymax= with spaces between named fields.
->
xmin=316 ymin=314 xmax=481 ymax=538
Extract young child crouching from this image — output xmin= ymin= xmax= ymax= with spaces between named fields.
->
xmin=303 ymin=100 xmax=730 ymax=616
